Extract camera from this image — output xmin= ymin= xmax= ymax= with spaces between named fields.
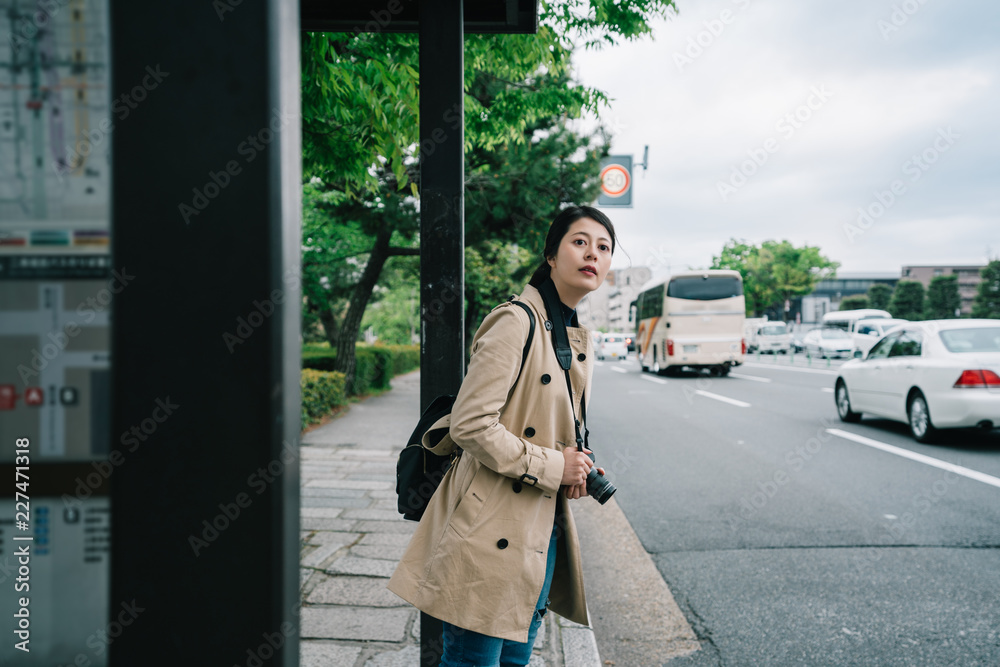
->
xmin=584 ymin=450 xmax=616 ymax=504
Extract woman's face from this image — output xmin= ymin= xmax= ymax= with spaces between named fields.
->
xmin=546 ymin=217 xmax=613 ymax=308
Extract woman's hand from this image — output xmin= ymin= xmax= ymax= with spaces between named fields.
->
xmin=562 ymin=467 xmax=605 ymax=500
xmin=560 ymin=448 xmax=593 ymax=487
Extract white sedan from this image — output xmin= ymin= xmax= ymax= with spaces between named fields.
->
xmin=834 ymin=320 xmax=1000 ymax=442
xmin=803 ymin=327 xmax=854 ymax=359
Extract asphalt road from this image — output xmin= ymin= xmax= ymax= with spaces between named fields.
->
xmin=586 ymin=354 xmax=1000 ymax=666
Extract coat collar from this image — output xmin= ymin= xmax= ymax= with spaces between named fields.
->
xmin=518 ymin=284 xmax=591 ymax=336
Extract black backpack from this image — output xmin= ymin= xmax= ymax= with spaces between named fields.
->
xmin=395 ymin=299 xmax=535 ymax=521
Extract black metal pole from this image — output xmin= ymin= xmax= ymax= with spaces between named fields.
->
xmin=419 ymin=0 xmax=464 ymax=663
xmin=109 ymin=1 xmax=301 ymax=664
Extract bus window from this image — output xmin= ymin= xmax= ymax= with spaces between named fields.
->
xmin=667 ymin=276 xmax=742 ymax=300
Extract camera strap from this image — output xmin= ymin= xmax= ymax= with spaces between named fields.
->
xmin=538 ymin=279 xmax=588 ymax=452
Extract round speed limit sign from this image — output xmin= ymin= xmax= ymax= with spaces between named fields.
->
xmin=600 ymin=163 xmax=631 ymax=198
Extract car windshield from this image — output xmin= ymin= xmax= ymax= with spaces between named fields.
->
xmin=820 ymin=329 xmax=850 ymax=339
xmin=761 ymin=325 xmax=787 ymax=335
xmin=939 ymin=327 xmax=1000 ymax=353
xmin=605 ymin=336 xmax=624 ymax=343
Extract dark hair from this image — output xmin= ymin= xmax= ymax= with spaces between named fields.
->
xmin=528 ymin=206 xmax=617 ymax=287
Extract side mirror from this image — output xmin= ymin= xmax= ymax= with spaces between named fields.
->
xmin=853 ymin=349 xmax=863 ymax=359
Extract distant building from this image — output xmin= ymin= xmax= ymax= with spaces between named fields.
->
xmin=798 ymin=272 xmax=900 ymax=324
xmin=900 ymin=265 xmax=984 ymax=315
xmin=577 ymin=266 xmax=652 ymax=332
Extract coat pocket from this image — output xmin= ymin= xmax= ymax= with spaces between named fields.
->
xmin=449 ymin=463 xmax=499 ymax=537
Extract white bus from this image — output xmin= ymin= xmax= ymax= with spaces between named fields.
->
xmin=633 ymin=270 xmax=746 ymax=376
xmin=821 ymin=309 xmax=893 ymax=334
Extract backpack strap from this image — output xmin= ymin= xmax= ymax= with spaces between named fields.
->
xmin=508 ymin=297 xmax=536 ymax=389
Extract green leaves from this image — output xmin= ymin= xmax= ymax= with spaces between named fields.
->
xmin=711 ymin=238 xmax=839 ymax=317
xmin=972 ymin=261 xmax=1000 ymax=319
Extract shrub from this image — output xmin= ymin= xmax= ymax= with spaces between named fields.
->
xmin=301 ymin=344 xmax=419 ymax=396
xmin=300 ymin=369 xmax=347 ymax=426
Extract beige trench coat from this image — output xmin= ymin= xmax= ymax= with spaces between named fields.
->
xmin=387 ymin=284 xmax=593 ymax=643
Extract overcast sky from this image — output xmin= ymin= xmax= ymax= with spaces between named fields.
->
xmin=571 ymin=0 xmax=1000 ymax=282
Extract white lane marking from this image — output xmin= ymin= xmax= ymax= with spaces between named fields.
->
xmin=641 ymin=375 xmax=668 ymax=385
xmin=821 ymin=387 xmax=834 ymax=393
xmin=827 ymin=429 xmax=1000 ymax=490
xmin=729 ymin=373 xmax=772 ymax=383
xmin=743 ymin=362 xmax=838 ymax=376
xmin=610 ymin=366 xmax=628 ymax=374
xmin=594 ymin=361 xmax=605 ymax=367
xmin=694 ymin=390 xmax=751 ymax=408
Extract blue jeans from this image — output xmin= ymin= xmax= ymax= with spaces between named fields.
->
xmin=440 ymin=524 xmax=559 ymax=667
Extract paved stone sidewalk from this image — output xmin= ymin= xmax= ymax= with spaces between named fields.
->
xmin=298 ymin=371 xmax=601 ymax=667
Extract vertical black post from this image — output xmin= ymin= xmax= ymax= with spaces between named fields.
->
xmin=109 ymin=1 xmax=301 ymax=664
xmin=419 ymin=0 xmax=464 ymax=664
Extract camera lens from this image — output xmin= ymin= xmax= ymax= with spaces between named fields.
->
xmin=585 ymin=467 xmax=616 ymax=505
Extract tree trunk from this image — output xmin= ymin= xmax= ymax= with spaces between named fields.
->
xmin=334 ymin=224 xmax=393 ymax=391
xmin=318 ymin=306 xmax=340 ymax=347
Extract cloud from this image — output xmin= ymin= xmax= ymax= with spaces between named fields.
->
xmin=573 ymin=0 xmax=1000 ymax=281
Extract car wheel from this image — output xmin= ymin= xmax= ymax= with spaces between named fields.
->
xmin=908 ymin=391 xmax=939 ymax=443
xmin=835 ymin=380 xmax=861 ymax=423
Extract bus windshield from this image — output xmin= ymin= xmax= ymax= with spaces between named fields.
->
xmin=667 ymin=276 xmax=742 ymax=301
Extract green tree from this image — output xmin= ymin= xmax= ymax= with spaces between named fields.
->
xmin=972 ymin=260 xmax=1000 ymax=318
xmin=765 ymin=240 xmax=839 ymax=320
xmin=710 ymin=239 xmax=839 ymax=318
xmin=300 ymin=0 xmax=677 ymax=386
xmin=361 ymin=259 xmax=421 ymax=345
xmin=709 ymin=239 xmax=774 ymax=316
xmin=840 ymin=295 xmax=869 ymax=310
xmin=925 ymin=275 xmax=961 ymax=319
xmin=867 ymin=283 xmax=892 ymax=310
xmin=889 ymin=281 xmax=925 ymax=321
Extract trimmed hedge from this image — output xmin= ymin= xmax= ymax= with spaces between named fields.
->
xmin=301 ymin=368 xmax=347 ymax=426
xmin=301 ymin=344 xmax=420 ymax=398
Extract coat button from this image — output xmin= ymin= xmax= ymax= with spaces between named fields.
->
xmin=541 ymin=374 xmax=551 ymax=384
xmin=512 ymin=482 xmax=522 ymax=493
xmin=497 ymin=539 xmax=509 ymax=549
xmin=525 ymin=427 xmax=536 ymax=437
xmin=578 ymin=353 xmax=586 ymax=361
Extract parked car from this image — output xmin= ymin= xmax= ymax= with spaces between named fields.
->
xmin=597 ymin=333 xmax=629 ymax=361
xmin=803 ymin=327 xmax=854 ymax=359
xmin=852 ymin=318 xmax=909 ymax=356
xmin=835 ymin=320 xmax=1000 ymax=442
xmin=749 ymin=322 xmax=792 ymax=354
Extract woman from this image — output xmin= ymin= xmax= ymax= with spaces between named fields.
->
xmin=387 ymin=205 xmax=617 ymax=666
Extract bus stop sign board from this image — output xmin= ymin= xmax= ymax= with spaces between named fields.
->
xmin=598 ymin=155 xmax=633 ymax=207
